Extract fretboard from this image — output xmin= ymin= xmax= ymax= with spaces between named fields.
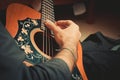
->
xmin=41 ymin=0 xmax=55 ymax=30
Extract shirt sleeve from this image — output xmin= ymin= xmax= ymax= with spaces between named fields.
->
xmin=24 ymin=58 xmax=72 ymax=80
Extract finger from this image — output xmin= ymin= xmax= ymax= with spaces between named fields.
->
xmin=44 ymin=20 xmax=61 ymax=33
xmin=56 ymin=20 xmax=74 ymax=26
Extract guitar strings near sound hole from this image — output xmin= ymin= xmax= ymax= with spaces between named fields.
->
xmin=34 ymin=32 xmax=60 ymax=57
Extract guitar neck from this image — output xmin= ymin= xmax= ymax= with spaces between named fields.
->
xmin=41 ymin=0 xmax=55 ymax=30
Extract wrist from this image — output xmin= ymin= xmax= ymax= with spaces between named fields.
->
xmin=61 ymin=48 xmax=77 ymax=62
xmin=62 ymin=41 xmax=77 ymax=48
xmin=54 ymin=47 xmax=77 ymax=71
xmin=62 ymin=43 xmax=78 ymax=54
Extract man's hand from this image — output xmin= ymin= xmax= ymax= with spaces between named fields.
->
xmin=44 ymin=20 xmax=81 ymax=48
xmin=44 ymin=20 xmax=81 ymax=71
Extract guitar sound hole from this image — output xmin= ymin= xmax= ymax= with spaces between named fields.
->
xmin=34 ymin=32 xmax=60 ymax=57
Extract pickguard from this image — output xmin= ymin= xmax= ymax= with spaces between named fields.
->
xmin=15 ymin=18 xmax=50 ymax=64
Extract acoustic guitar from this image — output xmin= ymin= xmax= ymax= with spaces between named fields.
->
xmin=6 ymin=0 xmax=87 ymax=80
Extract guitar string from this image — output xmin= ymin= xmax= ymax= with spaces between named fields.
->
xmin=46 ymin=0 xmax=55 ymax=57
xmin=41 ymin=0 xmax=45 ymax=62
xmin=47 ymin=0 xmax=55 ymax=57
xmin=41 ymin=0 xmax=55 ymax=59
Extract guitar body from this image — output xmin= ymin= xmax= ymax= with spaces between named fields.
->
xmin=6 ymin=3 xmax=40 ymax=38
xmin=6 ymin=3 xmax=87 ymax=80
